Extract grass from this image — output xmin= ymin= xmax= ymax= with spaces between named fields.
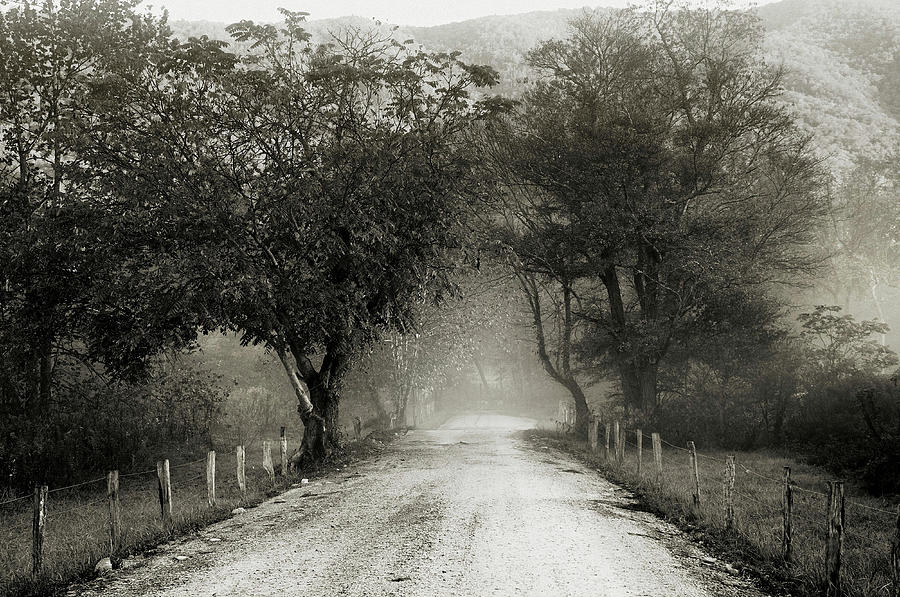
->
xmin=526 ymin=427 xmax=899 ymax=597
xmin=0 ymin=431 xmax=397 ymax=597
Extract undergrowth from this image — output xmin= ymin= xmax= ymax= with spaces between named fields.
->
xmin=524 ymin=428 xmax=899 ymax=597
xmin=0 ymin=430 xmax=398 ymax=597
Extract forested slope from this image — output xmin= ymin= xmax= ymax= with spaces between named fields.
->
xmin=760 ymin=0 xmax=900 ymax=168
xmin=173 ymin=0 xmax=899 ymax=171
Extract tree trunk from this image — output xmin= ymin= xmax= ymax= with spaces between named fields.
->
xmin=277 ymin=348 xmax=327 ymax=470
xmin=367 ymin=388 xmax=388 ymax=428
xmin=772 ymin=395 xmax=787 ymax=445
xmin=618 ymin=361 xmax=658 ymax=420
xmin=473 ymin=356 xmax=489 ymax=399
xmin=638 ymin=365 xmax=657 ymax=413
xmin=516 ymin=272 xmax=591 ymax=435
xmin=619 ymin=362 xmax=642 ymax=415
xmin=396 ymin=385 xmax=411 ymax=428
xmin=312 ymin=383 xmax=341 ymax=451
xmin=564 ymin=377 xmax=590 ymax=436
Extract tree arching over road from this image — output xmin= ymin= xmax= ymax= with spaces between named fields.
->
xmin=83 ymin=11 xmax=509 ymax=465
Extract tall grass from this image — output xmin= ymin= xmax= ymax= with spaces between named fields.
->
xmin=532 ymin=428 xmax=899 ymax=597
xmin=0 ymin=433 xmax=391 ymax=597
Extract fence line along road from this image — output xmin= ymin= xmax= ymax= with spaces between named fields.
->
xmin=554 ymin=402 xmax=900 ymax=597
xmin=1 ymin=430 xmax=302 ymax=585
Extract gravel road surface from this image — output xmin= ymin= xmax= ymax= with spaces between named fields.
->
xmin=73 ymin=413 xmax=766 ymax=597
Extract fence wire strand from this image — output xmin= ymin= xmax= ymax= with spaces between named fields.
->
xmin=0 ymin=494 xmax=31 ymax=507
xmin=616 ymin=423 xmax=900 ymax=531
xmin=47 ymin=475 xmax=107 ymax=494
xmin=846 ymin=500 xmax=897 ymax=517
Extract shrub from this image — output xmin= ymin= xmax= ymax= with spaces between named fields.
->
xmin=0 ymin=358 xmax=227 ymax=494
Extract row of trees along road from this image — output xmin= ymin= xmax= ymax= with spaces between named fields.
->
xmin=483 ymin=5 xmax=828 ymax=434
xmin=2 ymin=0 xmax=834 ymax=469
xmin=1 ymin=0 xmax=509 ymax=473
xmin=344 ymin=269 xmax=524 ymax=427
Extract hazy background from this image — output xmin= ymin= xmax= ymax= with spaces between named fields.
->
xmin=154 ymin=0 xmax=778 ymax=26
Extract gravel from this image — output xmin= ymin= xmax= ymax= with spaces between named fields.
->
xmin=71 ymin=413 xmax=768 ymax=597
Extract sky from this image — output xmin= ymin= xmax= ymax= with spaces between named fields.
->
xmin=156 ymin=0 xmax=779 ymax=27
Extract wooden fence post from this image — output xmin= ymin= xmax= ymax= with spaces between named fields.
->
xmin=652 ymin=433 xmax=662 ymax=481
xmin=604 ymin=424 xmax=611 ymax=461
xmin=262 ymin=441 xmax=275 ymax=485
xmin=688 ymin=441 xmax=701 ymax=511
xmin=157 ymin=460 xmax=172 ymax=524
xmin=891 ymin=505 xmax=900 ymax=597
xmin=107 ymin=471 xmax=121 ymax=553
xmin=206 ymin=451 xmax=216 ymax=507
xmin=613 ymin=421 xmax=620 ymax=465
xmin=782 ymin=466 xmax=793 ymax=563
xmin=280 ymin=427 xmax=289 ymax=476
xmin=724 ymin=456 xmax=735 ymax=530
xmin=636 ymin=429 xmax=643 ymax=480
xmin=825 ymin=481 xmax=844 ymax=597
xmin=236 ymin=445 xmax=246 ymax=498
xmin=31 ymin=485 xmax=47 ymax=578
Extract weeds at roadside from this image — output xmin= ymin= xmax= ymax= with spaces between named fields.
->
xmin=0 ymin=430 xmax=398 ymax=597
xmin=524 ymin=429 xmax=898 ymax=597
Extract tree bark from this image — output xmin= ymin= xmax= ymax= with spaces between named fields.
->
xmin=617 ymin=360 xmax=658 ymax=419
xmin=367 ymin=388 xmax=388 ymax=428
xmin=638 ymin=364 xmax=658 ymax=415
xmin=473 ymin=355 xmax=490 ymax=398
xmin=602 ymin=264 xmax=659 ymax=418
xmin=516 ymin=272 xmax=590 ymax=435
xmin=396 ymin=385 xmax=411 ymax=428
xmin=277 ymin=347 xmax=327 ymax=470
xmin=564 ymin=378 xmax=590 ymax=432
xmin=618 ymin=362 xmax=642 ymax=415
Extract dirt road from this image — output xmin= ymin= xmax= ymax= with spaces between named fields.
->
xmin=74 ymin=414 xmax=766 ymax=597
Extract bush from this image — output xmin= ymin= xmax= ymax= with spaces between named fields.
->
xmin=0 ymin=358 xmax=227 ymax=494
xmin=792 ymin=376 xmax=900 ymax=494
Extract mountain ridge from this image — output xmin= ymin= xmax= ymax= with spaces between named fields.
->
xmin=170 ymin=0 xmax=900 ymax=172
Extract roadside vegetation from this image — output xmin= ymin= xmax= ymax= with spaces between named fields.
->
xmin=0 ymin=431 xmax=398 ymax=597
xmin=529 ymin=429 xmax=898 ymax=597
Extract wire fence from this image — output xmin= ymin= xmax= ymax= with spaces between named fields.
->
xmin=555 ymin=408 xmax=900 ymax=597
xmin=0 ymin=430 xmax=302 ymax=595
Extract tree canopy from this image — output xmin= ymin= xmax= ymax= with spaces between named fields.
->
xmin=487 ymin=3 xmax=827 ymax=426
xmin=79 ymin=9 xmax=507 ymax=463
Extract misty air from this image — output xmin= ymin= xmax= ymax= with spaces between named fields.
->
xmin=1 ymin=0 xmax=898 ymax=596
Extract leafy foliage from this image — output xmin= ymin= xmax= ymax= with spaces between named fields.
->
xmin=798 ymin=305 xmax=898 ymax=380
xmin=81 ymin=10 xmax=508 ymax=461
xmin=488 ymin=2 xmax=826 ymax=422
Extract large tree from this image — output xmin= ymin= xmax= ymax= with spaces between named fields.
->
xmin=489 ymin=3 xmax=827 ymax=422
xmin=83 ymin=12 xmax=505 ymax=465
xmin=0 ymin=0 xmax=190 ymax=481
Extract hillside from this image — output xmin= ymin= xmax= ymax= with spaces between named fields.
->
xmin=405 ymin=10 xmax=575 ymax=95
xmin=171 ymin=0 xmax=900 ymax=173
xmin=759 ymin=0 xmax=900 ymax=168
xmin=406 ymin=0 xmax=900 ymax=169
